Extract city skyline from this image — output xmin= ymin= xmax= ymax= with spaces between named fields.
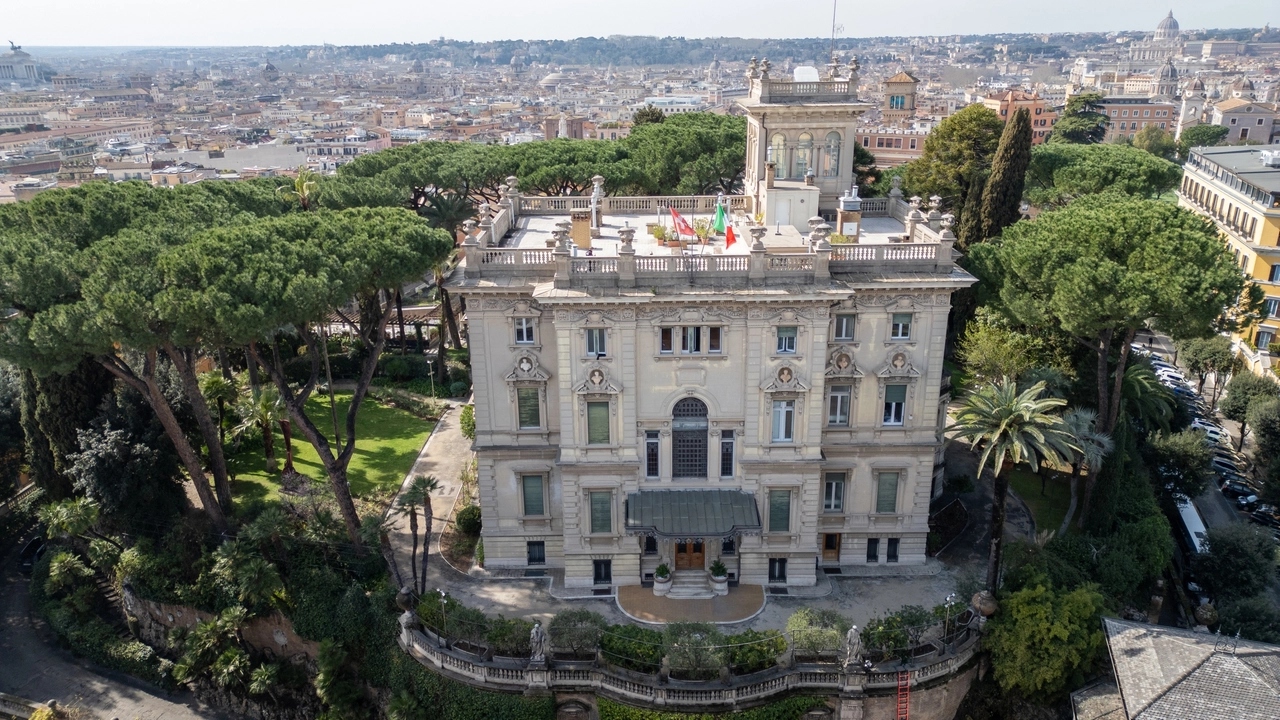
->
xmin=6 ymin=1 xmax=1274 ymax=48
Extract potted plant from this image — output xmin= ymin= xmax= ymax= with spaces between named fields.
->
xmin=709 ymin=559 xmax=729 ymax=596
xmin=653 ymin=563 xmax=672 ymax=596
xmin=651 ymin=225 xmax=666 ymax=242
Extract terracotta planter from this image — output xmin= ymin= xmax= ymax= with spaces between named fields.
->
xmin=653 ymin=576 xmax=672 ymax=597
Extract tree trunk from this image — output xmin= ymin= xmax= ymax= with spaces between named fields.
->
xmin=262 ymin=420 xmax=276 ymax=473
xmin=319 ymin=324 xmax=342 ymax=448
xmin=986 ymin=470 xmax=1010 ymax=591
xmin=381 ymin=529 xmax=404 ymax=589
xmin=441 ymin=288 xmax=463 ymax=350
xmin=280 ymin=419 xmax=295 ymax=475
xmin=408 ymin=507 xmax=419 ymax=593
xmin=396 ymin=289 xmax=407 ymax=355
xmin=1238 ymin=422 xmax=1248 ymax=451
xmin=99 ymin=351 xmax=228 ymax=533
xmin=435 ymin=321 xmax=449 ymax=386
xmin=1095 ymin=329 xmax=1113 ymax=432
xmin=1077 ymin=466 xmax=1100 ymax=530
xmin=1059 ymin=466 xmax=1081 ymax=536
xmin=1105 ymin=328 xmax=1137 ymax=433
xmin=217 ymin=398 xmax=226 ymax=449
xmin=218 ymin=347 xmax=234 ymax=381
xmin=420 ymin=496 xmax=433 ymax=596
xmin=246 ymin=347 xmax=260 ymax=394
xmin=164 ymin=345 xmax=234 ymax=513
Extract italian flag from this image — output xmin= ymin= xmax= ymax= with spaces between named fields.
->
xmin=711 ymin=203 xmax=727 ymax=234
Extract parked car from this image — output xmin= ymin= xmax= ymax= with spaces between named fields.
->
xmin=1211 ymin=458 xmax=1242 ymax=476
xmin=1218 ymin=472 xmax=1254 ymax=491
xmin=1250 ymin=506 xmax=1280 ymax=529
xmin=18 ymin=536 xmax=44 ymax=575
xmin=1221 ymin=480 xmax=1255 ymax=499
xmin=1237 ymin=494 xmax=1260 ymax=511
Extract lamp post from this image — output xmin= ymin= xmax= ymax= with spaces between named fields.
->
xmin=943 ymin=592 xmax=957 ymax=652
xmin=437 ymin=588 xmax=449 ymax=649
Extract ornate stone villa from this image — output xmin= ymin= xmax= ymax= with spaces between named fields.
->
xmin=450 ymin=64 xmax=975 ymax=593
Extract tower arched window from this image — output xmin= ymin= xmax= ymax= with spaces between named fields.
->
xmin=822 ymin=131 xmax=841 ymax=177
xmin=769 ymin=134 xmax=787 ymax=179
xmin=794 ymin=133 xmax=813 ymax=179
xmin=672 ymin=398 xmax=708 ymax=479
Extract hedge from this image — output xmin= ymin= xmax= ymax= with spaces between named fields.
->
xmin=597 ymin=696 xmax=827 ymax=720
xmin=600 ymin=625 xmax=663 ymax=674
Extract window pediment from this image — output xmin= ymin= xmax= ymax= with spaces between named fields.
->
xmin=574 ymin=363 xmax=622 ymax=394
xmin=877 ymin=347 xmax=920 ymax=379
xmin=761 ymin=362 xmax=808 ymax=393
xmin=825 ymin=346 xmax=863 ymax=379
xmin=504 ymin=299 xmax=543 ymax=319
xmin=506 ymin=351 xmax=551 ymax=383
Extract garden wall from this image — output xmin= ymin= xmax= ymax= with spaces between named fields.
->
xmin=121 ymin=587 xmax=321 ymax=665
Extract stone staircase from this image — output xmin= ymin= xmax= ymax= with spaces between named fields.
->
xmin=666 ymin=571 xmax=714 ymax=600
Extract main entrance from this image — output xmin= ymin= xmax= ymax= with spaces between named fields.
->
xmin=675 ymin=541 xmax=704 ymax=570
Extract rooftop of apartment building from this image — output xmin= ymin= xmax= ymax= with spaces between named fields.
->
xmin=1191 ymin=145 xmax=1280 ymax=198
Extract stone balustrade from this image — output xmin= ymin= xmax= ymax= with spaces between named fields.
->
xmin=517 ymin=195 xmax=748 ymax=216
xmin=397 ymin=621 xmax=981 ymax=712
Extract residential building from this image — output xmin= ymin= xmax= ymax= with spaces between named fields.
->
xmin=1209 ymin=98 xmax=1279 ymax=144
xmin=881 ymin=71 xmax=919 ymax=125
xmin=1178 ymin=146 xmax=1280 ymax=374
xmin=854 ymin=128 xmax=926 ymax=167
xmin=980 ymin=90 xmax=1058 ymax=144
xmin=1098 ymin=97 xmax=1178 ymax=142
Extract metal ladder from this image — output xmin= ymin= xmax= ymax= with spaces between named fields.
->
xmin=896 ymin=670 xmax=911 ymax=720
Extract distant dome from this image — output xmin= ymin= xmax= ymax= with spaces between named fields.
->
xmin=1234 ymin=76 xmax=1255 ymax=91
xmin=1155 ymin=11 xmax=1180 ymax=42
xmin=539 ymin=71 xmax=573 ymax=88
xmin=1156 ymin=60 xmax=1178 ymax=80
xmin=1186 ymin=75 xmax=1205 ymax=92
xmin=410 ymin=59 xmax=424 ymax=73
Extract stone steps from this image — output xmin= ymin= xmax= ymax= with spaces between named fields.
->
xmin=665 ymin=571 xmax=714 ymax=600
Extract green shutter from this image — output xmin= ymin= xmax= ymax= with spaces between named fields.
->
xmin=587 ymin=402 xmax=610 ymax=444
xmin=769 ymin=489 xmax=791 ymax=532
xmin=590 ymin=491 xmax=611 ymax=533
xmin=884 ymin=384 xmax=907 ymax=403
xmin=522 ymin=475 xmax=544 ymax=516
xmin=877 ymin=472 xmax=899 ymax=514
xmin=517 ymin=387 xmax=540 ymax=428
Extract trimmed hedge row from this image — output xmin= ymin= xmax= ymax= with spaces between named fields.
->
xmin=598 ymin=696 xmax=827 ymax=720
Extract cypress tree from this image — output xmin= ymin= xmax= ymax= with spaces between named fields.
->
xmin=19 ymin=369 xmax=60 ymax=498
xmin=34 ymin=359 xmax=115 ymax=494
xmin=957 ymin=171 xmax=987 ymax=250
xmin=980 ymin=107 xmax=1033 ymax=241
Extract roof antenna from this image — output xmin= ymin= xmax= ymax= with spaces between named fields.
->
xmin=829 ymin=0 xmax=839 ymax=61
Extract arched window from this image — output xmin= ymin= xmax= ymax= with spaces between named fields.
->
xmin=672 ymin=398 xmax=708 ymax=479
xmin=822 ymin=131 xmax=841 ymax=177
xmin=794 ymin=133 xmax=813 ymax=179
xmin=769 ymin=134 xmax=787 ymax=179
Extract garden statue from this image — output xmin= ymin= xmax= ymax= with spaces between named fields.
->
xmin=530 ymin=620 xmax=548 ymax=663
xmin=842 ymin=625 xmax=863 ymax=669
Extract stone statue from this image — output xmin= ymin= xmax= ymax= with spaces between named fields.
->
xmin=842 ymin=625 xmax=862 ymax=669
xmin=557 ymin=112 xmax=568 ymax=139
xmin=530 ymin=620 xmax=548 ymax=663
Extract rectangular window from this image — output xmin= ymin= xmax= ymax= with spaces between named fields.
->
xmin=866 ymin=538 xmax=879 ymax=563
xmin=514 ymin=318 xmax=535 ymax=344
xmin=890 ymin=313 xmax=912 ymax=339
xmin=587 ymin=402 xmax=610 ymax=445
xmin=659 ymin=327 xmax=674 ymax=353
xmin=772 ymin=400 xmax=795 ymax=442
xmin=862 ymin=136 xmax=869 ymax=147
xmin=876 ymin=472 xmax=900 ymax=514
xmin=644 ymin=536 xmax=657 ymax=555
xmin=585 ymin=328 xmax=606 ymax=357
xmin=909 ymin=138 xmax=917 ymax=150
xmin=768 ymin=489 xmax=791 ymax=532
xmin=682 ymin=326 xmax=701 ymax=353
xmin=708 ymin=327 xmax=722 ymax=353
xmin=722 ymin=537 xmax=736 ymax=555
xmin=833 ymin=314 xmax=855 ymax=340
xmin=1258 ymin=330 xmax=1275 ymax=349
xmin=776 ymin=326 xmax=797 ymax=354
xmin=593 ymin=559 xmax=612 ymax=584
xmin=768 ymin=558 xmax=787 ymax=582
xmin=527 ymin=541 xmax=545 ymax=565
xmin=522 ymin=475 xmax=544 ymax=516
xmin=1265 ymin=299 xmax=1280 ymax=318
xmin=887 ymin=538 xmax=900 ymax=563
xmin=719 ymin=430 xmax=735 ymax=477
xmin=645 ymin=431 xmax=660 ymax=478
xmin=517 ymin=387 xmax=541 ymax=429
xmin=883 ymin=384 xmax=906 ymax=425
xmin=824 ymin=473 xmax=845 ymax=512
xmin=828 ymin=385 xmax=851 ymax=426
xmin=589 ymin=491 xmax=612 ymax=534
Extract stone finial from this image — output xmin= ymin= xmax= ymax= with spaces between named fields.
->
xmin=890 ymin=175 xmax=902 ymax=190
xmin=928 ymin=195 xmax=942 ymax=210
xmin=812 ymin=222 xmax=833 ymax=248
xmin=909 ymin=195 xmax=922 ymax=209
xmin=505 ymin=175 xmax=519 ymax=190
xmin=746 ymin=57 xmax=758 ymax=79
xmin=462 ymin=219 xmax=478 ymax=236
xmin=555 ymin=219 xmax=572 ymax=235
xmin=941 ymin=213 xmax=955 ymax=230
xmin=477 ymin=203 xmax=491 ymax=223
xmin=618 ymin=226 xmax=636 ymax=248
xmin=551 ymin=229 xmax=570 ymax=251
xmin=591 ymin=175 xmax=605 ymax=189
xmin=497 ymin=183 xmax=508 ymax=198
xmin=808 ymin=215 xmax=824 ymax=231
xmin=760 ymin=58 xmax=771 ymax=78
xmin=748 ymin=225 xmax=768 ymax=251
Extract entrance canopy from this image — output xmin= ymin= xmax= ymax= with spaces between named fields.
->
xmin=625 ymin=489 xmax=762 ymax=539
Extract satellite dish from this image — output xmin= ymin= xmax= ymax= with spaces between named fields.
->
xmin=793 ymin=66 xmax=821 ymax=82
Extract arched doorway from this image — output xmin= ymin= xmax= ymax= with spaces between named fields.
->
xmin=672 ymin=398 xmax=708 ymax=479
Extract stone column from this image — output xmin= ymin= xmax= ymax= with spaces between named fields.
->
xmin=477 ymin=203 xmax=493 ymax=247
xmin=552 ymin=231 xmax=572 ymax=289
xmin=813 ymin=223 xmax=832 ymax=281
xmin=618 ymin=226 xmax=636 ymax=288
xmin=506 ymin=175 xmax=520 ymax=219
xmin=748 ymin=226 xmax=768 ymax=283
xmin=461 ymin=220 xmax=481 ymax=278
xmin=927 ymin=195 xmax=943 ymax=232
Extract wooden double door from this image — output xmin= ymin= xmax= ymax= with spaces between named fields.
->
xmin=674 ymin=541 xmax=704 ymax=570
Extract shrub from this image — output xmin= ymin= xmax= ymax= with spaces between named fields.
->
xmin=367 ymin=386 xmax=443 ymax=421
xmin=446 ymin=604 xmax=490 ymax=649
xmin=380 ymin=354 xmax=432 ymax=381
xmin=448 ymin=366 xmax=472 ymax=387
xmin=600 ymin=624 xmax=663 ymax=673
xmin=654 ymin=563 xmax=670 ymax=579
xmin=861 ymin=614 xmax=909 ymax=661
xmin=709 ymin=559 xmax=727 ymax=578
xmin=785 ymin=608 xmax=850 ymax=657
xmin=485 ymin=616 xmax=534 ymax=657
xmin=459 ymin=405 xmax=475 ymax=440
xmin=548 ymin=609 xmax=607 ymax=657
xmin=475 ymin=538 xmax=484 ymax=567
xmin=726 ymin=629 xmax=786 ymax=675
xmin=985 ymin=583 xmax=1106 ymax=702
xmin=663 ymin=622 xmax=725 ymax=681
xmin=597 ymin=696 xmax=825 ymax=720
xmin=449 ymin=381 xmax=470 ymax=398
xmin=1218 ymin=595 xmax=1280 ymax=644
xmin=455 ymin=505 xmax=482 ymax=535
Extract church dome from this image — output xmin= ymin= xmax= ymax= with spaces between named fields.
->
xmin=1156 ymin=59 xmax=1178 ymax=80
xmin=1186 ymin=75 xmax=1205 ymax=92
xmin=1234 ymin=76 xmax=1255 ymax=91
xmin=1155 ymin=11 xmax=1180 ymax=41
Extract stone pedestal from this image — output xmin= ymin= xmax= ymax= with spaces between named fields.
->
xmin=526 ymin=661 xmax=550 ymax=696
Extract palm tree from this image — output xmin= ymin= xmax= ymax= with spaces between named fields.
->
xmin=234 ymin=387 xmax=285 ymax=473
xmin=949 ymin=378 xmax=1078 ymax=591
xmin=396 ymin=475 xmax=442 ymax=596
xmin=1059 ymin=408 xmax=1114 ymax=534
xmin=360 ymin=514 xmax=405 ymax=589
xmin=200 ymin=372 xmax=240 ymax=449
xmin=39 ymin=497 xmax=121 ymax=549
xmin=277 ymin=166 xmax=319 ymax=211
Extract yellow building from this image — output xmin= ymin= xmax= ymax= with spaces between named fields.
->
xmin=1178 ymin=146 xmax=1280 ymax=376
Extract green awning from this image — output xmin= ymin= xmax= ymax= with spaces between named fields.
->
xmin=625 ymin=489 xmax=762 ymax=539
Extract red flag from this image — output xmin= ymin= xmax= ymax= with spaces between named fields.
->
xmin=669 ymin=206 xmax=694 ymax=239
xmin=725 ymin=224 xmax=737 ymax=249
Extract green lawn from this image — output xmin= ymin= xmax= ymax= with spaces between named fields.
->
xmin=1006 ymin=467 xmax=1073 ymax=535
xmin=226 ymin=391 xmax=433 ymax=505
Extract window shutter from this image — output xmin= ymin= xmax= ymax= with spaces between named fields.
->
xmin=587 ymin=402 xmax=610 ymax=444
xmin=769 ymin=490 xmax=791 ymax=532
xmin=877 ymin=472 xmax=900 ymax=514
xmin=590 ymin=491 xmax=611 ymax=533
xmin=884 ymin=384 xmax=907 ymax=404
xmin=522 ymin=475 xmax=544 ymax=516
xmin=517 ymin=387 xmax=540 ymax=428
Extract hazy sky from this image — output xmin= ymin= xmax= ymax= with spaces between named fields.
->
xmin=7 ymin=0 xmax=1274 ymax=47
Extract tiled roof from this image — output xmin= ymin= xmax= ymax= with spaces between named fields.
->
xmin=885 ymin=72 xmax=919 ymax=84
xmin=1105 ymin=618 xmax=1280 ymax=720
